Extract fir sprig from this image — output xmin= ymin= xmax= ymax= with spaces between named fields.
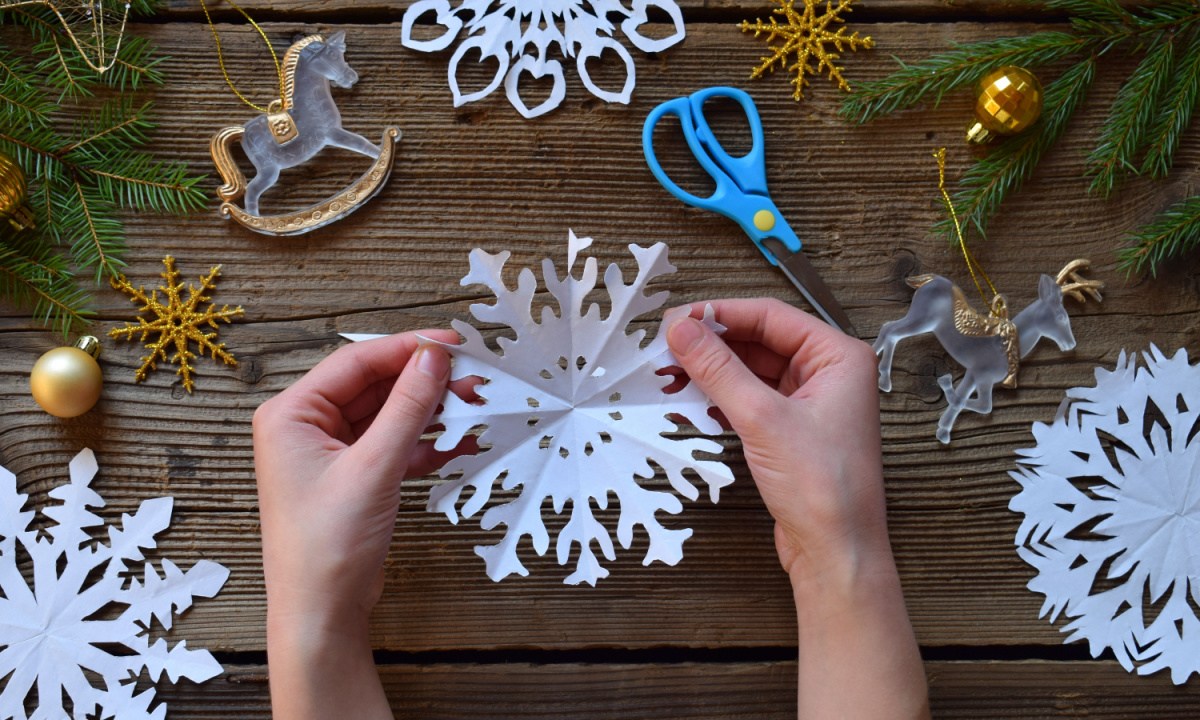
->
xmin=1117 ymin=195 xmax=1200 ymax=275
xmin=0 ymin=2 xmax=206 ymax=334
xmin=841 ymin=0 xmax=1200 ymax=274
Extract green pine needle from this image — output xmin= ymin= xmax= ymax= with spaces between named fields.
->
xmin=840 ymin=1 xmax=1200 ymax=276
xmin=839 ymin=32 xmax=1085 ymax=125
xmin=1086 ymin=33 xmax=1174 ymax=196
xmin=0 ymin=3 xmax=205 ymax=335
xmin=938 ymin=59 xmax=1097 ymax=241
xmin=1141 ymin=27 xmax=1200 ymax=179
xmin=1118 ymin=194 xmax=1200 ymax=276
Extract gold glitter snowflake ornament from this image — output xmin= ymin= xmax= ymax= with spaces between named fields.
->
xmin=109 ymin=256 xmax=244 ymax=393
xmin=740 ymin=0 xmax=874 ymax=101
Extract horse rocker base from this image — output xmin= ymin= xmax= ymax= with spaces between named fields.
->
xmin=874 ymin=259 xmax=1103 ymax=444
xmin=209 ymin=31 xmax=399 ymax=236
xmin=218 ymin=127 xmax=399 ymax=236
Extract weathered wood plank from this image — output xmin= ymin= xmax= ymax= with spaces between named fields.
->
xmin=154 ymin=0 xmax=1068 ymax=20
xmin=1 ymin=14 xmax=1198 ymax=671
xmin=148 ymin=660 xmax=1200 ymax=719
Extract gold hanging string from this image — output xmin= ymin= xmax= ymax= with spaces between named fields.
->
xmin=934 ymin=148 xmax=1002 ymax=314
xmin=198 ymin=0 xmax=284 ymax=113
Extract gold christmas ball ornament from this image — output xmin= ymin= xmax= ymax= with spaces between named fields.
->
xmin=31 ymin=336 xmax=103 ymax=418
xmin=966 ymin=66 xmax=1044 ymax=144
xmin=0 ymin=150 xmax=34 ymax=231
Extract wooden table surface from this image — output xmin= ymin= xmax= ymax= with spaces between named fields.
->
xmin=2 ymin=1 xmax=1199 ymax=717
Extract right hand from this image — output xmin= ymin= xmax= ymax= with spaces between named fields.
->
xmin=664 ymin=298 xmax=892 ymax=585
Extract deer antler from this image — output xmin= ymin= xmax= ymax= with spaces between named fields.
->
xmin=1056 ymin=259 xmax=1104 ymax=303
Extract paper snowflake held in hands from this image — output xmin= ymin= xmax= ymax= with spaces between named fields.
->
xmin=400 ymin=0 xmax=685 ymax=118
xmin=346 ymin=232 xmax=733 ymax=585
xmin=739 ymin=0 xmax=874 ymax=101
xmin=0 ymin=449 xmax=229 ymax=719
xmin=1009 ymin=346 xmax=1200 ymax=684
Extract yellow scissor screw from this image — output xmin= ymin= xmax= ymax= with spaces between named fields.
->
xmin=753 ymin=209 xmax=776 ymax=231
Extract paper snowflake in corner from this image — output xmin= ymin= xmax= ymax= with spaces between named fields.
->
xmin=1009 ymin=346 xmax=1200 ymax=684
xmin=0 ymin=449 xmax=229 ymax=718
xmin=344 ymin=232 xmax=733 ymax=585
xmin=400 ymin=0 xmax=685 ymax=118
xmin=739 ymin=0 xmax=874 ymax=101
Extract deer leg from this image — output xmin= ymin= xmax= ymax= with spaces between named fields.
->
xmin=243 ymin=165 xmax=280 ymax=217
xmin=326 ymin=127 xmax=381 ymax=159
xmin=963 ymin=380 xmax=996 ymax=415
xmin=936 ymin=373 xmax=969 ymax=444
xmin=874 ymin=313 xmax=932 ymax=392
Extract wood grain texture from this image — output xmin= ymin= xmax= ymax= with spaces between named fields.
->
xmin=1 ymin=7 xmax=1199 ymax=716
xmin=149 ymin=661 xmax=1200 ymax=719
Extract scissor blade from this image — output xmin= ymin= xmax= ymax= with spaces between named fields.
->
xmin=762 ymin=238 xmax=858 ymax=338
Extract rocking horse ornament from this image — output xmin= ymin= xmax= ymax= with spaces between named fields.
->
xmin=875 ymin=259 xmax=1104 ymax=444
xmin=209 ymin=32 xmax=400 ymax=236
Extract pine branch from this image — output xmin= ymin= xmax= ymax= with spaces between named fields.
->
xmin=0 ymin=0 xmax=205 ymax=333
xmin=839 ymin=32 xmax=1086 ymax=124
xmin=1117 ymin=194 xmax=1200 ymax=276
xmin=1086 ymin=32 xmax=1174 ymax=196
xmin=0 ymin=50 xmax=51 ymax=126
xmin=49 ymin=181 xmax=126 ymax=282
xmin=84 ymin=151 xmax=207 ymax=214
xmin=938 ymin=58 xmax=1097 ymax=240
xmin=0 ymin=230 xmax=93 ymax=336
xmin=1141 ymin=26 xmax=1200 ymax=179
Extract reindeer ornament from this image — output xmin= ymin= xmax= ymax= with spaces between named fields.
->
xmin=875 ymin=260 xmax=1103 ymax=444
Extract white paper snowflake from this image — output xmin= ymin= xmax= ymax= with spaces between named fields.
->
xmin=1009 ymin=346 xmax=1200 ymax=684
xmin=344 ymin=232 xmax=733 ymax=585
xmin=0 ymin=449 xmax=229 ymax=719
xmin=400 ymin=0 xmax=685 ymax=118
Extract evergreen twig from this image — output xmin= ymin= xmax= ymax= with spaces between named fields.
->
xmin=0 ymin=2 xmax=206 ymax=334
xmin=1118 ymin=195 xmax=1200 ymax=276
xmin=840 ymin=0 xmax=1200 ymax=274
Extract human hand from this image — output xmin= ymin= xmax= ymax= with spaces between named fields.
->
xmin=252 ymin=330 xmax=459 ymax=720
xmin=665 ymin=299 xmax=928 ymax=720
xmin=665 ymin=298 xmax=890 ymax=582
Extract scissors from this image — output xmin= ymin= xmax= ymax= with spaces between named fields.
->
xmin=642 ymin=87 xmax=857 ymax=337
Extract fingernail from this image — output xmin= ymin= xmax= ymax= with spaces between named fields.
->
xmin=415 ymin=345 xmax=449 ymax=380
xmin=667 ymin=317 xmax=705 ymax=356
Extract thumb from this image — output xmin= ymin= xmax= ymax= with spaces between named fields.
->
xmin=667 ymin=316 xmax=775 ymax=430
xmin=353 ymin=344 xmax=451 ymax=480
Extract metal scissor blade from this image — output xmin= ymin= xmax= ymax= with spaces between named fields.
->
xmin=762 ymin=238 xmax=858 ymax=338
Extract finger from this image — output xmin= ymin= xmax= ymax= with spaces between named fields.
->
xmin=675 ymin=299 xmax=861 ymax=387
xmin=666 ymin=315 xmax=780 ymax=430
xmin=290 ymin=329 xmax=459 ymax=409
xmin=351 ymin=344 xmax=452 ymax=481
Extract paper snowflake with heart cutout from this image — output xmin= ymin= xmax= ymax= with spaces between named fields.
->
xmin=1009 ymin=346 xmax=1200 ymax=684
xmin=0 ymin=449 xmax=229 ymax=718
xmin=344 ymin=232 xmax=732 ymax=585
xmin=400 ymin=0 xmax=685 ymax=118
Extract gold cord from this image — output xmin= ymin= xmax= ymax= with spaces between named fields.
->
xmin=199 ymin=0 xmax=284 ymax=113
xmin=934 ymin=148 xmax=1001 ymax=314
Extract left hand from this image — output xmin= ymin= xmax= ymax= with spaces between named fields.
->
xmin=252 ymin=330 xmax=461 ymax=720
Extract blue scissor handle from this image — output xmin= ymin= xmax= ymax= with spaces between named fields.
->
xmin=642 ymin=87 xmax=802 ymax=261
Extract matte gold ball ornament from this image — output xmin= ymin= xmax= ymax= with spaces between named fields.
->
xmin=0 ymin=150 xmax=34 ymax=231
xmin=966 ymin=66 xmax=1044 ymax=144
xmin=30 ymin=336 xmax=103 ymax=418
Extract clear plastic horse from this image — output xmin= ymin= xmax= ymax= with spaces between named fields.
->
xmin=875 ymin=260 xmax=1103 ymax=444
xmin=211 ymin=31 xmax=393 ymax=221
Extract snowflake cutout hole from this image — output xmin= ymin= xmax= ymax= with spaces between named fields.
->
xmin=1009 ymin=346 xmax=1200 ymax=684
xmin=344 ymin=232 xmax=733 ymax=585
xmin=0 ymin=449 xmax=229 ymax=719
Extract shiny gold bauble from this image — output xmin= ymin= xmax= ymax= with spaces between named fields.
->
xmin=30 ymin=336 xmax=103 ymax=418
xmin=0 ymin=150 xmax=34 ymax=230
xmin=966 ymin=66 xmax=1044 ymax=144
